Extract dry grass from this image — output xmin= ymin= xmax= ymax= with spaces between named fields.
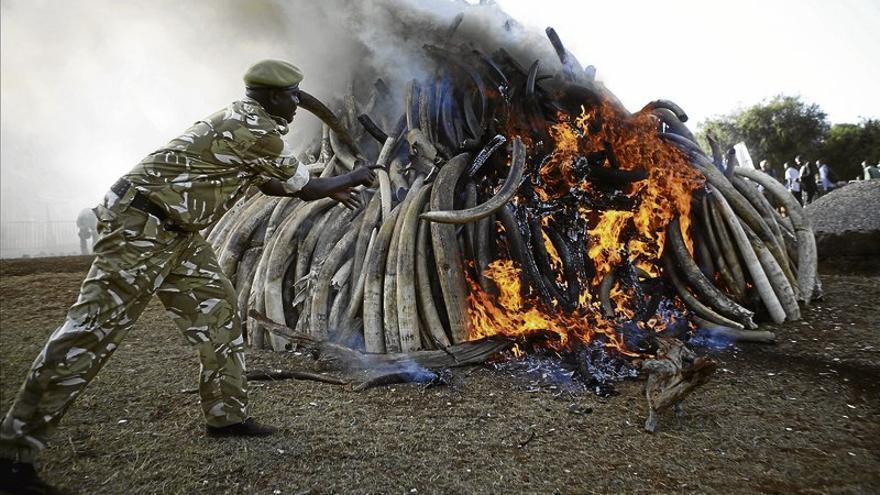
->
xmin=1 ymin=256 xmax=878 ymax=494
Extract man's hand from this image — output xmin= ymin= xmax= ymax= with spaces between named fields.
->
xmin=331 ymin=187 xmax=362 ymax=210
xmin=349 ymin=166 xmax=377 ymax=187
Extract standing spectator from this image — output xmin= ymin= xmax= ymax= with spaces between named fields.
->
xmin=798 ymin=156 xmax=818 ymax=204
xmin=784 ymin=162 xmax=802 ymax=204
xmin=75 ymin=208 xmax=98 ymax=255
xmin=817 ymin=159 xmax=837 ymax=193
xmin=864 ymin=160 xmax=880 ymax=180
xmin=759 ymin=159 xmax=780 ymax=181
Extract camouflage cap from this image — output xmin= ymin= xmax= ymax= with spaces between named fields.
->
xmin=243 ymin=60 xmax=303 ymax=89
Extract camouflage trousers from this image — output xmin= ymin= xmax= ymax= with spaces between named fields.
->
xmin=0 ymin=191 xmax=248 ymax=463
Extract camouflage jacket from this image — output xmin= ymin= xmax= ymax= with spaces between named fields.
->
xmin=123 ymin=98 xmax=309 ymax=230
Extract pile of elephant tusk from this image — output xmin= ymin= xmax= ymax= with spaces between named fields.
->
xmin=206 ymin=24 xmax=819 ymax=358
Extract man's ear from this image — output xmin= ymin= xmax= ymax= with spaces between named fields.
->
xmin=267 ymin=89 xmax=282 ymax=105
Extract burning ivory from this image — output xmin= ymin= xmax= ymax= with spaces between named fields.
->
xmin=204 ymin=18 xmax=818 ymax=428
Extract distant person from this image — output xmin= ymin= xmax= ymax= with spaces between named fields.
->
xmin=864 ymin=160 xmax=880 ymax=180
xmin=797 ymin=156 xmax=818 ymax=204
xmin=816 ymin=159 xmax=837 ymax=193
xmin=784 ymin=162 xmax=802 ymax=204
xmin=759 ymin=159 xmax=779 ymax=181
xmin=75 ymin=207 xmax=98 ymax=255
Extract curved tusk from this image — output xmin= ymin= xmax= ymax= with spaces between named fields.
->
xmin=640 ymin=99 xmax=689 ymax=123
xmin=733 ymin=166 xmax=817 ymax=303
xmin=298 ymin=90 xmax=363 ymax=160
xmin=666 ymin=216 xmax=756 ymax=328
xmin=662 ymin=255 xmax=746 ymax=331
xmin=421 ymin=137 xmax=525 ymax=224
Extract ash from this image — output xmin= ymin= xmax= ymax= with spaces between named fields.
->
xmin=492 ymin=341 xmax=638 ymax=397
xmin=419 ymin=368 xmax=454 ymax=390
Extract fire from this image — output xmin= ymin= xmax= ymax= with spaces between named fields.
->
xmin=466 ymin=99 xmax=703 ymax=355
xmin=467 ymin=258 xmax=630 ymax=353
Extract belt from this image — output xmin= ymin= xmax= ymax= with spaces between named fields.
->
xmin=110 ymin=178 xmax=185 ymax=232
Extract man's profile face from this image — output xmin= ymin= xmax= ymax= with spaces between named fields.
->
xmin=271 ymin=87 xmax=301 ymax=123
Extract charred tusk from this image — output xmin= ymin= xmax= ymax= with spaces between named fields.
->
xmin=641 ymin=99 xmax=689 ymax=123
xmin=357 ymin=113 xmax=389 ymax=144
xmin=467 ymin=134 xmax=507 ymax=177
xmin=651 ymin=107 xmax=698 ymax=144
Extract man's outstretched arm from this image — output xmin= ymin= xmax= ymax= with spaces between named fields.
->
xmin=259 ymin=166 xmax=376 ymax=210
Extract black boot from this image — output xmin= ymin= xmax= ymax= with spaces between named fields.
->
xmin=205 ymin=418 xmax=276 ymax=438
xmin=0 ymin=458 xmax=65 ymax=495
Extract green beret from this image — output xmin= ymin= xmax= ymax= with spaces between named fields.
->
xmin=243 ymin=59 xmax=303 ymax=89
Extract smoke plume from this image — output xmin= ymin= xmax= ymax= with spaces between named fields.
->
xmin=0 ymin=0 xmax=565 ymax=233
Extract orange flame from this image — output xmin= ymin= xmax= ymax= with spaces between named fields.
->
xmin=466 ymin=100 xmax=703 ymax=354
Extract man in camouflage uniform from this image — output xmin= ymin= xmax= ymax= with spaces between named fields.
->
xmin=1 ymin=60 xmax=374 ymax=493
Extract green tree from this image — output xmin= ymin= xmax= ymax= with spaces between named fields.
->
xmin=697 ymin=95 xmax=829 ymax=176
xmin=820 ymin=119 xmax=880 ymax=180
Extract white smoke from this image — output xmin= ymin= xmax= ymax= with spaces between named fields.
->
xmin=0 ymin=0 xmax=566 ymax=229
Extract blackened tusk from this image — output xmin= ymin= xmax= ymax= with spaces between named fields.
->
xmin=424 ymin=45 xmax=488 ymax=128
xmin=526 ymin=60 xmax=539 ymax=96
xmin=659 ymin=132 xmax=704 ymax=157
xmin=586 ymin=166 xmax=647 ymax=184
xmin=447 ymin=12 xmax=464 ymax=36
xmin=525 ymin=60 xmax=547 ymax=137
xmin=545 ymin=27 xmax=569 ymax=66
xmin=545 ymin=224 xmax=581 ymax=306
xmin=433 ymin=78 xmax=444 ymax=144
xmin=467 ymin=134 xmax=507 ymax=177
xmin=529 ymin=217 xmax=570 ymax=309
xmin=651 ymin=107 xmax=697 ymax=144
xmin=641 ymin=99 xmax=689 ymax=123
xmin=498 ymin=205 xmax=554 ymax=308
xmin=496 ymin=48 xmax=529 ymax=77
xmin=405 ymin=80 xmax=421 ymax=132
xmin=357 ymin=114 xmax=389 ymax=144
xmin=374 ymin=78 xmax=390 ymax=99
xmin=473 ymin=49 xmax=508 ymax=87
xmin=462 ymin=89 xmax=482 ymax=139
xmin=556 ymin=83 xmax=601 ymax=113
xmin=603 ymin=141 xmax=620 ymax=169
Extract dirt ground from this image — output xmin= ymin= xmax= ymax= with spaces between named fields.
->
xmin=1 ymin=256 xmax=878 ymax=494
